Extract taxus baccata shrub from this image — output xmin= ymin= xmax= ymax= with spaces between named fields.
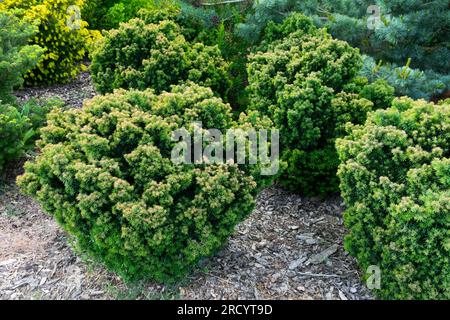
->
xmin=247 ymin=13 xmax=394 ymax=196
xmin=336 ymin=97 xmax=450 ymax=299
xmin=17 ymin=84 xmax=275 ymax=281
xmin=90 ymin=18 xmax=231 ymax=99
xmin=0 ymin=0 xmax=101 ymax=86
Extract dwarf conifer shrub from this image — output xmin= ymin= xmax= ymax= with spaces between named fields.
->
xmin=0 ymin=0 xmax=101 ymax=86
xmin=90 ymin=18 xmax=231 ymax=99
xmin=0 ymin=98 xmax=62 ymax=173
xmin=0 ymin=11 xmax=64 ymax=172
xmin=17 ymin=84 xmax=275 ymax=281
xmin=247 ymin=13 xmax=394 ymax=195
xmin=0 ymin=12 xmax=43 ymax=104
xmin=0 ymin=104 xmax=32 ymax=172
xmin=337 ymin=97 xmax=450 ymax=299
xmin=237 ymin=0 xmax=450 ymax=100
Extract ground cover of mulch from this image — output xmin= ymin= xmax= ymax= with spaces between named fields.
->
xmin=0 ymin=72 xmax=373 ymax=300
xmin=15 ymin=71 xmax=96 ymax=108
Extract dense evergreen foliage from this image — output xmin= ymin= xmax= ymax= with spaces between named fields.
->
xmin=82 ymin=0 xmax=175 ymax=30
xmin=1 ymin=99 xmax=63 ymax=173
xmin=337 ymin=97 xmax=450 ymax=299
xmin=0 ymin=12 xmax=42 ymax=104
xmin=237 ymin=0 xmax=450 ymax=100
xmin=0 ymin=0 xmax=101 ymax=85
xmin=0 ymin=104 xmax=32 ymax=173
xmin=90 ymin=17 xmax=231 ymax=99
xmin=247 ymin=14 xmax=394 ymax=195
xmin=18 ymin=84 xmax=275 ymax=281
xmin=0 ymin=12 xmax=63 ymax=173
xmin=5 ymin=1 xmax=449 ymax=297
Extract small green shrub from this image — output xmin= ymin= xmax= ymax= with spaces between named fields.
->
xmin=138 ymin=4 xmax=252 ymax=110
xmin=21 ymin=97 xmax=65 ymax=130
xmin=0 ymin=11 xmax=43 ymax=104
xmin=1 ymin=0 xmax=101 ymax=86
xmin=0 ymin=104 xmax=32 ymax=172
xmin=0 ymin=10 xmax=64 ymax=172
xmin=0 ymin=98 xmax=62 ymax=172
xmin=247 ymin=13 xmax=394 ymax=196
xmin=17 ymin=83 xmax=275 ymax=281
xmin=90 ymin=18 xmax=231 ymax=100
xmin=337 ymin=97 xmax=450 ymax=299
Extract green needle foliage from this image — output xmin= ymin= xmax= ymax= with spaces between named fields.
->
xmin=1 ymin=99 xmax=63 ymax=173
xmin=337 ymin=97 xmax=450 ymax=299
xmin=0 ymin=11 xmax=43 ymax=104
xmin=0 ymin=12 xmax=62 ymax=173
xmin=90 ymin=17 xmax=231 ymax=100
xmin=237 ymin=0 xmax=450 ymax=100
xmin=17 ymin=83 xmax=276 ymax=281
xmin=246 ymin=13 xmax=394 ymax=195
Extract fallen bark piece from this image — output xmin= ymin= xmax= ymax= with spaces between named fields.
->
xmin=338 ymin=290 xmax=348 ymax=300
xmin=288 ymin=256 xmax=308 ymax=270
xmin=307 ymin=244 xmax=339 ymax=265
